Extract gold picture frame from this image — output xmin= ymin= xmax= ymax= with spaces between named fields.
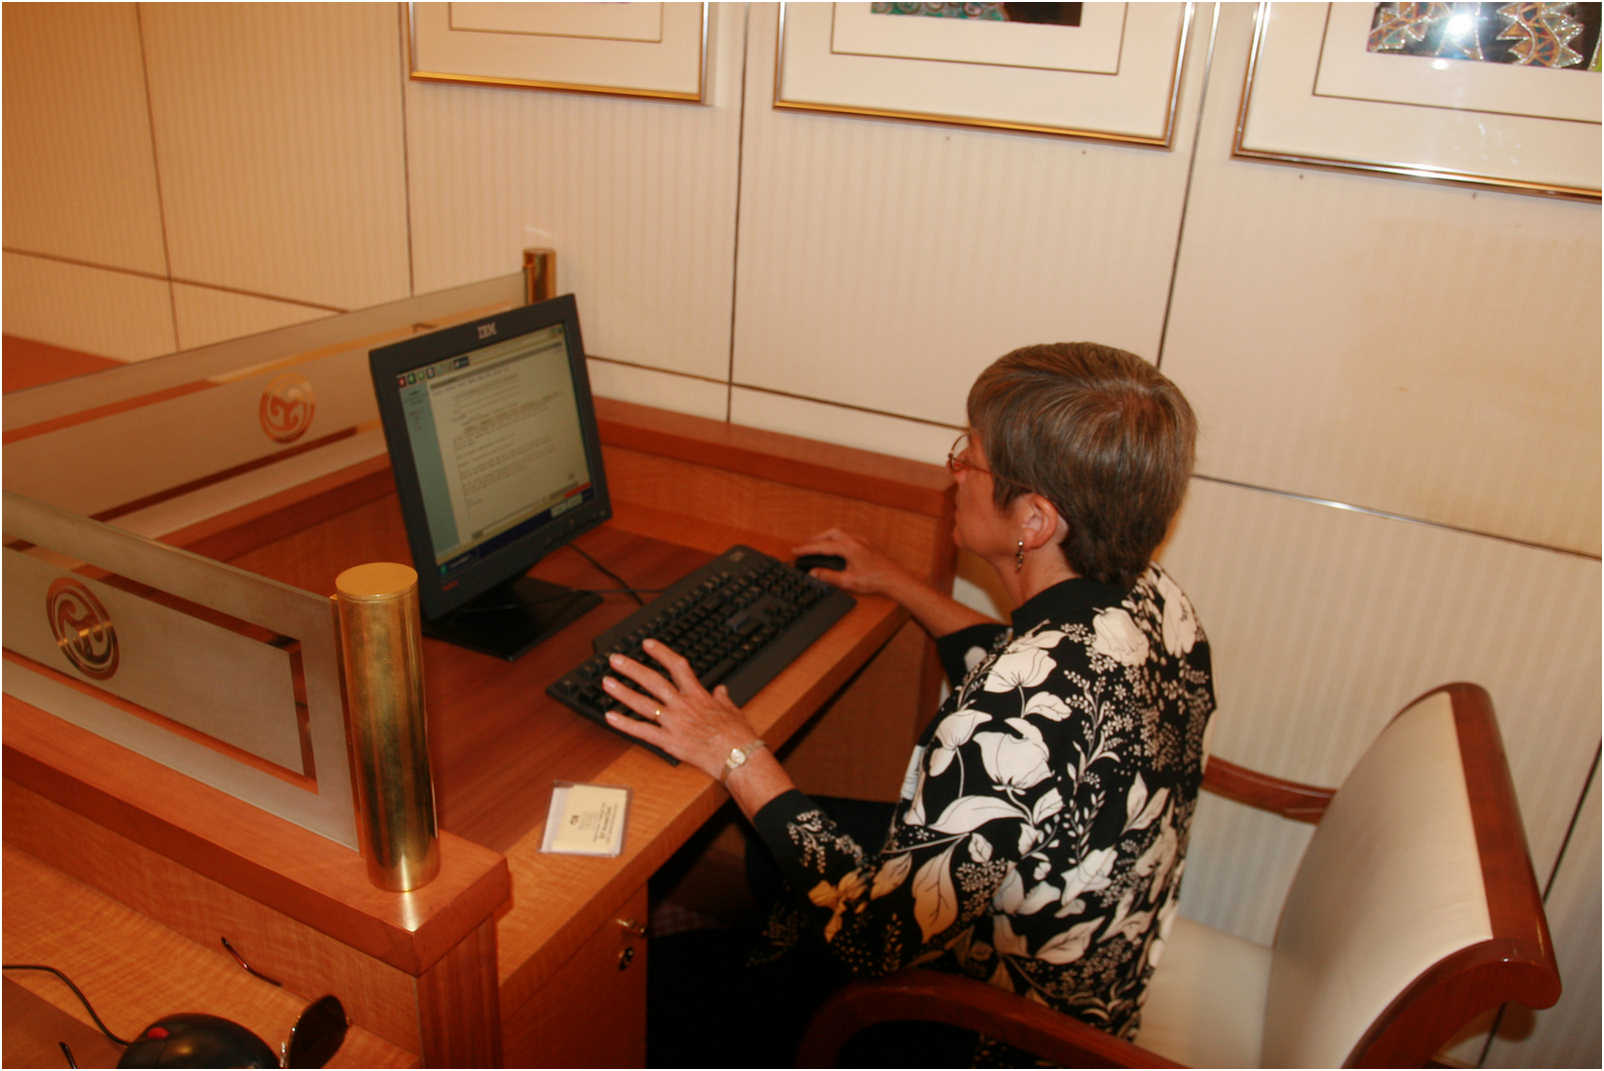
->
xmin=774 ymin=2 xmax=1194 ymax=147
xmin=407 ymin=2 xmax=709 ymax=102
xmin=1233 ymin=2 xmax=1600 ymax=201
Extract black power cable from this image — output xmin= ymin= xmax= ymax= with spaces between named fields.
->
xmin=3 ymin=963 xmax=134 ymax=1047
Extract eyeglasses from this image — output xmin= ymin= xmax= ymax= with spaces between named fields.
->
xmin=946 ymin=433 xmax=998 ymax=480
xmin=284 ymin=994 xmax=348 ymax=1068
xmin=946 ymin=434 xmax=977 ymax=475
xmin=946 ymin=433 xmax=1025 ymax=493
xmin=221 ymin=938 xmax=347 ymax=1067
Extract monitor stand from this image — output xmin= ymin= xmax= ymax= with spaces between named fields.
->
xmin=422 ymin=575 xmax=603 ymax=662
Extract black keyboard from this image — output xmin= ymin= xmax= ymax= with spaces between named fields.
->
xmin=547 ymin=545 xmax=856 ymax=763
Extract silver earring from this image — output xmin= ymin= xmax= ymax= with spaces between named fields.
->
xmin=1015 ymin=539 xmax=1025 ymax=572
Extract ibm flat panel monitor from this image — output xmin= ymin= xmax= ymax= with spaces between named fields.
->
xmin=368 ymin=295 xmax=610 ymax=660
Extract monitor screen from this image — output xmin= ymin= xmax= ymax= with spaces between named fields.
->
xmin=368 ymin=295 xmax=610 ymax=660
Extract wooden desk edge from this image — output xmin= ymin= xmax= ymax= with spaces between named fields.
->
xmin=3 ymin=696 xmax=509 ymax=977
xmin=126 ymin=399 xmax=955 ymax=588
xmin=596 ymin=397 xmax=954 ymax=517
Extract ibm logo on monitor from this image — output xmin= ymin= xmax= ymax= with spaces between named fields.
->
xmin=477 ymin=323 xmax=497 ymax=340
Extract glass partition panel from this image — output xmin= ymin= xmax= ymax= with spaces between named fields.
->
xmin=3 ymin=491 xmax=357 ymax=847
xmin=4 ymin=273 xmax=524 ymax=540
xmin=5 ymin=273 xmax=525 ymax=428
xmin=3 ymin=271 xmax=537 ymax=848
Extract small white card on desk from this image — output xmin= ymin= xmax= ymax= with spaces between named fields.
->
xmin=542 ymin=781 xmax=631 ymax=857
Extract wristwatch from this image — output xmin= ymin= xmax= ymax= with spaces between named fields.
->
xmin=722 ymin=738 xmax=767 ymax=783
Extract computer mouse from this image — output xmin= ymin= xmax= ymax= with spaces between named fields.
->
xmin=794 ymin=554 xmax=847 ymax=573
xmin=118 ymin=1013 xmax=278 ymax=1068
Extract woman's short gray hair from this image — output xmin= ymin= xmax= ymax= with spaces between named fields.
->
xmin=967 ymin=342 xmax=1197 ymax=589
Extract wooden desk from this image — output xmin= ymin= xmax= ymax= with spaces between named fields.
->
xmin=3 ymin=396 xmax=956 ymax=1066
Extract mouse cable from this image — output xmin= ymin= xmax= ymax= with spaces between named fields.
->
xmin=3 ymin=963 xmax=134 ymax=1046
xmin=567 ymin=543 xmax=651 ymax=606
xmin=449 ymin=545 xmax=666 ymax=617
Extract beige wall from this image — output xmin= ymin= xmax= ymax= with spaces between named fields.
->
xmin=4 ymin=4 xmax=1598 ymax=1064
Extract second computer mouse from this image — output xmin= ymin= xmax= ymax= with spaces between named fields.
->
xmin=118 ymin=1013 xmax=278 ymax=1069
xmin=794 ymin=553 xmax=847 ymax=573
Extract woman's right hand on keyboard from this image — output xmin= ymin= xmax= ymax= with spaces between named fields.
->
xmin=601 ymin=639 xmax=795 ymax=813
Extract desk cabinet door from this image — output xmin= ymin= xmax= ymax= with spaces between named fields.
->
xmin=505 ymin=885 xmax=648 ymax=1067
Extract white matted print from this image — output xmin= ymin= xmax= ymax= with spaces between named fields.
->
xmin=829 ymin=2 xmax=1127 ymax=72
xmin=775 ymin=3 xmax=1194 ymax=146
xmin=1234 ymin=2 xmax=1600 ymax=200
xmin=408 ymin=2 xmax=708 ymax=101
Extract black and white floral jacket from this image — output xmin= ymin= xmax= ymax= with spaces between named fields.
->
xmin=751 ymin=565 xmax=1216 ymax=1039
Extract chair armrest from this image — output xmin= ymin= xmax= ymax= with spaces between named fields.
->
xmin=1202 ymin=756 xmax=1334 ymax=823
xmin=797 ymin=969 xmax=1183 ymax=1068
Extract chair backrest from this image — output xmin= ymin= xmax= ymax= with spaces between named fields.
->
xmin=1260 ymin=684 xmax=1559 ymax=1067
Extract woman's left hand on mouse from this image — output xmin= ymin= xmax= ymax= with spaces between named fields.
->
xmin=602 ymin=639 xmax=757 ymax=779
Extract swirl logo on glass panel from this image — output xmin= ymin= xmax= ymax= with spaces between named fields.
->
xmin=46 ymin=578 xmax=120 ymax=680
xmin=260 ymin=373 xmax=316 ymax=443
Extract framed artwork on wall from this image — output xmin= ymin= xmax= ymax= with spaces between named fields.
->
xmin=774 ymin=2 xmax=1195 ymax=146
xmin=407 ymin=2 xmax=708 ymax=102
xmin=1234 ymin=2 xmax=1601 ymax=200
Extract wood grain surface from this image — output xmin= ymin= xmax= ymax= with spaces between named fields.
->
xmin=4 ymin=380 xmax=958 ymax=1064
xmin=3 ymin=847 xmax=414 ymax=1068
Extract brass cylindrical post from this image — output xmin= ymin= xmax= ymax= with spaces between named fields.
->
xmin=334 ymin=562 xmax=440 ymax=891
xmin=523 ymin=247 xmax=557 ymax=304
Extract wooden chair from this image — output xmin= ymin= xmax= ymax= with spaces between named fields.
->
xmin=798 ymin=683 xmax=1561 ymax=1067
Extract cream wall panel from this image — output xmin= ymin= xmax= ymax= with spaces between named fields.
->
xmin=951 ymin=563 xmax=1007 ymax=622
xmin=1178 ymin=789 xmax=1313 ymax=944
xmin=1 ymin=4 xmax=168 ymax=276
xmin=171 ymin=284 xmax=333 ymax=353
xmin=1162 ymin=4 xmax=1600 ymax=556
xmin=730 ymin=385 xmax=959 ymax=466
xmin=1157 ymin=477 xmax=1599 ymax=935
xmin=589 ymin=361 xmax=730 ymax=424
xmin=1486 ymin=768 xmax=1600 ymax=1068
xmin=403 ymin=4 xmax=747 ymax=382
xmin=2 ymin=255 xmax=175 ymax=362
xmin=730 ymin=4 xmax=1208 ymax=428
xmin=137 ymin=3 xmax=410 ymax=311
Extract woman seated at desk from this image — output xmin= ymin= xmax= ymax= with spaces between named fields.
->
xmin=602 ymin=342 xmax=1216 ymax=1063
